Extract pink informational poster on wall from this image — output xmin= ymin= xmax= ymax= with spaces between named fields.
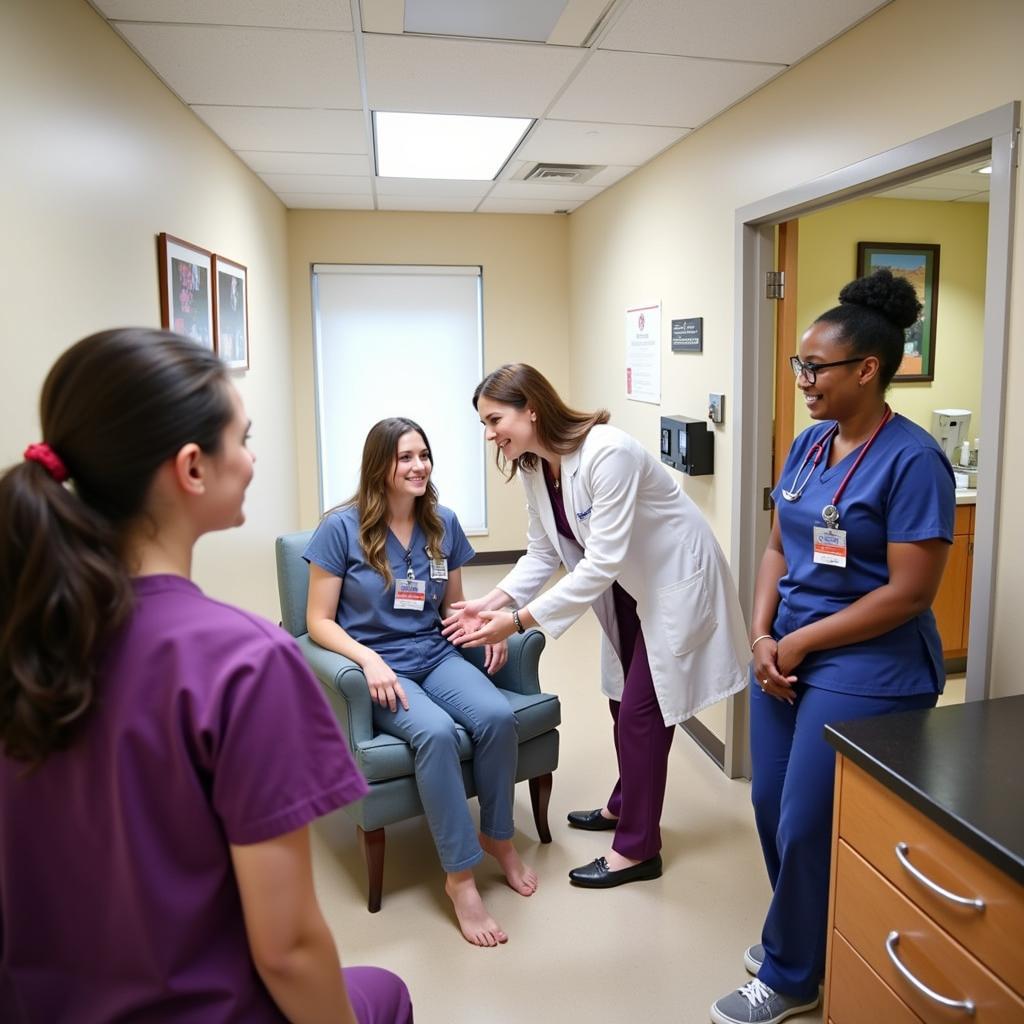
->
xmin=625 ymin=301 xmax=661 ymax=404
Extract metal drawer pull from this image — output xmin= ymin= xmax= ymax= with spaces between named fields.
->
xmin=885 ymin=931 xmax=975 ymax=1014
xmin=895 ymin=842 xmax=985 ymax=909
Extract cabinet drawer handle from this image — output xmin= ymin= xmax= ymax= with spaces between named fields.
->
xmin=895 ymin=842 xmax=985 ymax=909
xmin=885 ymin=931 xmax=976 ymax=1014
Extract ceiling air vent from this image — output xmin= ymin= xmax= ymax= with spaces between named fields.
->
xmin=521 ymin=162 xmax=603 ymax=185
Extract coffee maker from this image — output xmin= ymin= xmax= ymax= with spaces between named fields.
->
xmin=931 ymin=409 xmax=971 ymax=465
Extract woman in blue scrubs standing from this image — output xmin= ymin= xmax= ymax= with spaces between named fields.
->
xmin=305 ymin=418 xmax=534 ymax=949
xmin=710 ymin=269 xmax=955 ymax=1024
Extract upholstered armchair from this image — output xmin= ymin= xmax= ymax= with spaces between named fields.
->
xmin=275 ymin=531 xmax=560 ymax=912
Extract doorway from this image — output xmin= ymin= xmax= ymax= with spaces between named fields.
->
xmin=723 ymin=102 xmax=1019 ymax=779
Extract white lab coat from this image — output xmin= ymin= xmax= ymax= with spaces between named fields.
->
xmin=498 ymin=424 xmax=749 ymax=726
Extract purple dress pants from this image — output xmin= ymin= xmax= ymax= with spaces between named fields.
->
xmin=603 ymin=584 xmax=676 ymax=862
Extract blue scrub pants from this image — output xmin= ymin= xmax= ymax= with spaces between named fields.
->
xmin=750 ymin=675 xmax=937 ymax=999
xmin=372 ymin=653 xmax=519 ymax=873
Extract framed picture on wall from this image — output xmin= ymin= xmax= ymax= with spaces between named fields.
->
xmin=212 ymin=255 xmax=249 ymax=370
xmin=157 ymin=233 xmax=214 ymax=350
xmin=857 ymin=241 xmax=940 ymax=382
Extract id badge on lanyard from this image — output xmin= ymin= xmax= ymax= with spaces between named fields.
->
xmin=394 ymin=578 xmax=426 ymax=611
xmin=812 ymin=526 xmax=847 ymax=567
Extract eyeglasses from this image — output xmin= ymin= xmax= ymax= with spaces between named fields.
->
xmin=789 ymin=355 xmax=864 ymax=385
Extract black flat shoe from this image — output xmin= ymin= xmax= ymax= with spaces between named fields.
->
xmin=568 ymin=854 xmax=663 ymax=889
xmin=567 ymin=808 xmax=618 ymax=831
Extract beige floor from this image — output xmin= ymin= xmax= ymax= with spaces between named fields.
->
xmin=310 ymin=566 xmax=825 ymax=1024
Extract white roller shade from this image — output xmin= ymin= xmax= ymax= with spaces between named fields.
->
xmin=312 ymin=265 xmax=486 ymax=532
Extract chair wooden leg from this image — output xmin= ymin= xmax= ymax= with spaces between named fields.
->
xmin=357 ymin=825 xmax=385 ymax=913
xmin=529 ymin=773 xmax=553 ymax=844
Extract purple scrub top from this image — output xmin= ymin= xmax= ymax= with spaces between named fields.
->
xmin=0 ymin=574 xmax=367 ymax=1023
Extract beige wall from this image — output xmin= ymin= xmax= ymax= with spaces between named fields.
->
xmin=794 ymin=197 xmax=989 ymax=438
xmin=567 ymin=0 xmax=1022 ymax=701
xmin=286 ymin=211 xmax=570 ymax=550
xmin=0 ymin=0 xmax=294 ymax=619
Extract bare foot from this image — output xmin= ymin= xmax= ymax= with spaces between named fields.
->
xmin=479 ymin=833 xmax=538 ymax=896
xmin=444 ymin=871 xmax=508 ymax=947
xmin=605 ymin=849 xmax=643 ymax=871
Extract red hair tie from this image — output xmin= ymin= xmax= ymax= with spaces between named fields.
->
xmin=23 ymin=443 xmax=69 ymax=483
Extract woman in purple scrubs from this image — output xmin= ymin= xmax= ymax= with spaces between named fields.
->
xmin=0 ymin=329 xmax=412 ymax=1024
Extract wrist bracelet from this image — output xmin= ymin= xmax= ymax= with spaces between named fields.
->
xmin=512 ymin=609 xmax=526 ymax=634
xmin=750 ymin=634 xmax=773 ymax=652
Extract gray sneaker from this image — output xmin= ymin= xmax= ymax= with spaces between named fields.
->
xmin=710 ymin=978 xmax=820 ymax=1024
xmin=744 ymin=944 xmax=764 ymax=975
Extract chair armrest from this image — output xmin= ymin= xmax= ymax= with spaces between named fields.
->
xmin=460 ymin=629 xmax=546 ymax=695
xmin=294 ymin=634 xmax=374 ymax=746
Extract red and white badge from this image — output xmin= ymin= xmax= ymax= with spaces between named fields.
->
xmin=812 ymin=526 xmax=847 ymax=568
xmin=394 ymin=578 xmax=427 ymax=610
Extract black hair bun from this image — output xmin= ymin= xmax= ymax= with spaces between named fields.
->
xmin=838 ymin=267 xmax=921 ymax=330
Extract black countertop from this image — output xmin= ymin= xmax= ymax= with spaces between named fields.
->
xmin=825 ymin=695 xmax=1024 ymax=887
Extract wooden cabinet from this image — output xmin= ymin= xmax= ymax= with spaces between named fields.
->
xmin=932 ymin=504 xmax=974 ymax=659
xmin=824 ymin=757 xmax=1024 ymax=1023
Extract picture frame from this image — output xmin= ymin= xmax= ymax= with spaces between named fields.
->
xmin=212 ymin=255 xmax=250 ymax=370
xmin=157 ymin=233 xmax=214 ymax=350
xmin=857 ymin=241 xmax=940 ymax=382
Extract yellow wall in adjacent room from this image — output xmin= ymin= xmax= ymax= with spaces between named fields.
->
xmin=0 ymin=0 xmax=294 ymax=619
xmin=567 ymin=0 xmax=1022 ymax=705
xmin=286 ymin=211 xmax=571 ymax=551
xmin=794 ymin=198 xmax=989 ymax=440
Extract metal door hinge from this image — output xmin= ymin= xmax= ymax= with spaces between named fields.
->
xmin=766 ymin=271 xmax=785 ymax=300
xmin=763 ymin=487 xmax=774 ymax=511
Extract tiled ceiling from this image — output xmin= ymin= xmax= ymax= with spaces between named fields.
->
xmin=89 ymin=0 xmax=890 ymax=214
xmin=877 ymin=161 xmax=992 ymax=204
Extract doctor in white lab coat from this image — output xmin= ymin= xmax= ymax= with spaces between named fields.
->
xmin=445 ymin=364 xmax=748 ymax=890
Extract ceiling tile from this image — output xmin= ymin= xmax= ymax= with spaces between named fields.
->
xmin=376 ymin=177 xmax=493 ymax=197
xmin=517 ymin=119 xmax=687 ymax=166
xmin=377 ymin=196 xmax=482 ymax=212
xmin=363 ymin=34 xmax=584 ymax=117
xmin=477 ymin=197 xmax=582 ymax=214
xmin=192 ymin=106 xmax=367 ymax=153
xmin=258 ymin=173 xmax=371 ymax=195
xmin=876 ymin=185 xmax=982 ymax=202
xmin=489 ymin=180 xmax=602 ymax=201
xmin=277 ymin=193 xmax=375 ymax=209
xmin=550 ymin=50 xmax=783 ymax=127
xmin=115 ymin=24 xmax=361 ymax=107
xmin=93 ymin=0 xmax=352 ymax=30
xmin=235 ymin=151 xmax=371 ymax=175
xmin=600 ymin=0 xmax=886 ymax=64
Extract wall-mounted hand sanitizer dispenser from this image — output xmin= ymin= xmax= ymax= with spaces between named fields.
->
xmin=660 ymin=415 xmax=714 ymax=475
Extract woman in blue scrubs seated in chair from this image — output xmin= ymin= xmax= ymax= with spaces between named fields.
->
xmin=710 ymin=269 xmax=955 ymax=1024
xmin=304 ymin=417 xmax=535 ymax=948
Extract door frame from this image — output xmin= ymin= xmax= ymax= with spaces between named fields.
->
xmin=725 ymin=102 xmax=1020 ymax=779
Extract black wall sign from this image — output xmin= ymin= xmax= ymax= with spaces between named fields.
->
xmin=671 ymin=317 xmax=703 ymax=353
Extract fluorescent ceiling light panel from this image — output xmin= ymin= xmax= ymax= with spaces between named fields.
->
xmin=404 ymin=0 xmax=569 ymax=42
xmin=374 ymin=111 xmax=533 ymax=180
xmin=976 ymin=165 xmax=992 ymax=174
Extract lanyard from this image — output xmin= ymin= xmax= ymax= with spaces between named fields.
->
xmin=821 ymin=405 xmax=892 ymax=528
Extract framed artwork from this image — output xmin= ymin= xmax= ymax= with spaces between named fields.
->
xmin=857 ymin=241 xmax=940 ymax=382
xmin=158 ymin=233 xmax=214 ymax=349
xmin=212 ymin=255 xmax=249 ymax=370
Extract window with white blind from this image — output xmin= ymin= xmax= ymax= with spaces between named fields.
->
xmin=311 ymin=264 xmax=486 ymax=533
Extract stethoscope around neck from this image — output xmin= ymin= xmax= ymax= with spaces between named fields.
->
xmin=781 ymin=405 xmax=892 ymax=527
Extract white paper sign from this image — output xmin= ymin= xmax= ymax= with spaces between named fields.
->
xmin=625 ymin=302 xmax=661 ymax=404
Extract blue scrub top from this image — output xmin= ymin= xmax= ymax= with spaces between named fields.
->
xmin=303 ymin=504 xmax=475 ymax=677
xmin=771 ymin=413 xmax=955 ymax=697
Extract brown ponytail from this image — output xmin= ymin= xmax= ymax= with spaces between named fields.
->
xmin=0 ymin=329 xmax=232 ymax=765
